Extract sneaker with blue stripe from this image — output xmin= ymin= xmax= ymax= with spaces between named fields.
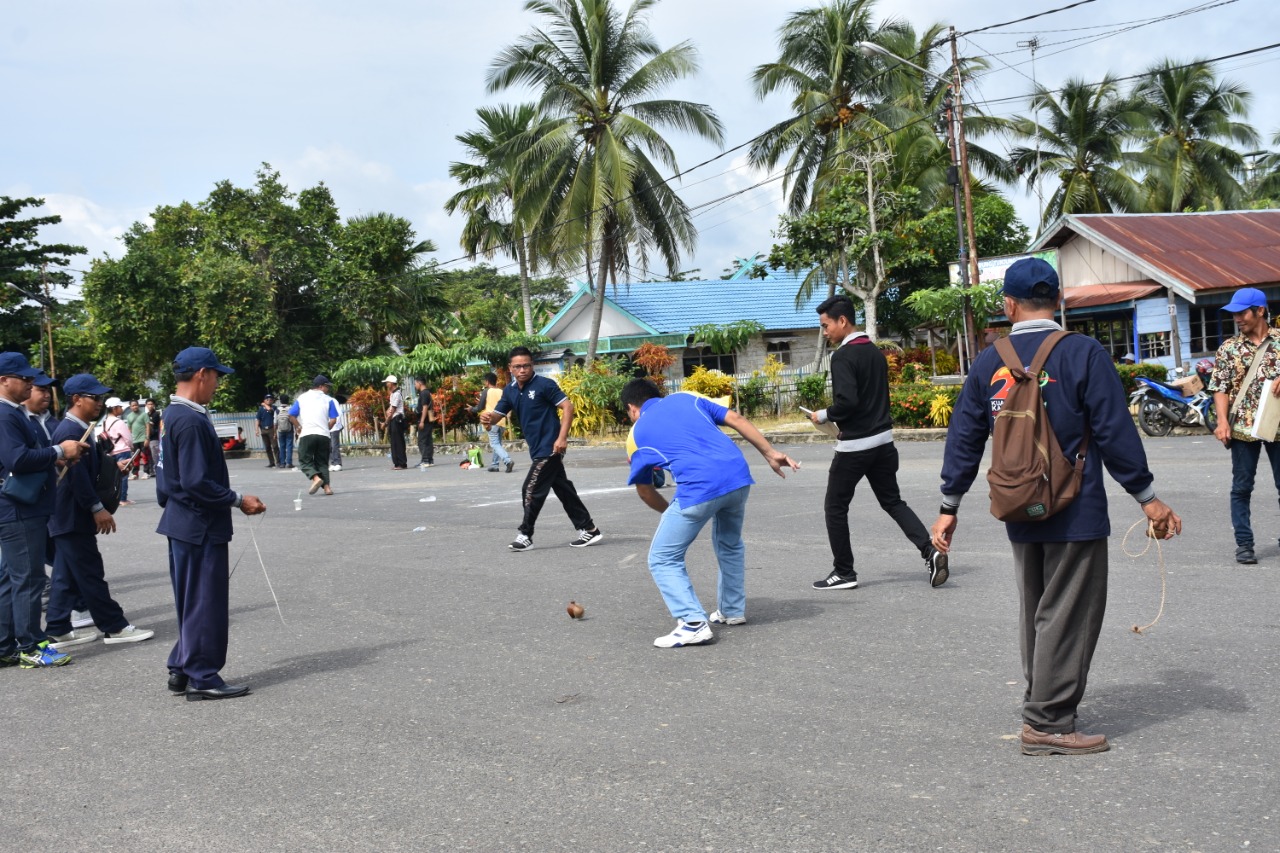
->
xmin=19 ymin=641 xmax=72 ymax=668
xmin=653 ymin=620 xmax=712 ymax=648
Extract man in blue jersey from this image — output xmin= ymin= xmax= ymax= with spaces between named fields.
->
xmin=157 ymin=347 xmax=265 ymax=700
xmin=622 ymin=379 xmax=799 ymax=648
xmin=481 ymin=347 xmax=602 ymax=552
xmin=930 ymin=258 xmax=1181 ymax=755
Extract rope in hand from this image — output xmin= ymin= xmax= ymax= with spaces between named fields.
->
xmin=1120 ymin=517 xmax=1170 ymax=635
xmin=228 ymin=512 xmax=285 ymax=626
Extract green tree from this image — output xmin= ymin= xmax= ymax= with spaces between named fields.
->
xmin=437 ymin=264 xmax=570 ymax=340
xmin=1131 ymin=60 xmax=1259 ymax=212
xmin=445 ymin=103 xmax=549 ymax=334
xmin=337 ymin=212 xmax=444 ymax=352
xmin=0 ymin=196 xmax=87 ymax=365
xmin=1009 ymin=77 xmax=1147 ymax=223
xmin=487 ymin=0 xmax=725 ymax=362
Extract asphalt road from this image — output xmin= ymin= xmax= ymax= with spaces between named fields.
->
xmin=3 ymin=433 xmax=1276 ymax=851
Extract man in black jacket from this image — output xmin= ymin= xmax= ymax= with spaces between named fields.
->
xmin=807 ymin=296 xmax=948 ymax=591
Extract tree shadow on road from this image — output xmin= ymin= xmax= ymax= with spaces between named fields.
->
xmin=1086 ymin=668 xmax=1250 ymax=736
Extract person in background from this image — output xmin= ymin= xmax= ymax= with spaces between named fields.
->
xmin=275 ymin=393 xmax=295 ymax=469
xmin=329 ymin=403 xmax=345 ymax=472
xmin=100 ymin=397 xmax=134 ymax=505
xmin=145 ymin=399 xmax=162 ymax=478
xmin=290 ymin=375 xmax=338 ymax=496
xmin=469 ymin=372 xmax=512 ymax=473
xmin=414 ymin=377 xmax=436 ymax=469
xmin=125 ymin=399 xmax=148 ymax=480
xmin=255 ymin=394 xmax=279 ymax=469
xmin=383 ymin=374 xmax=408 ymax=470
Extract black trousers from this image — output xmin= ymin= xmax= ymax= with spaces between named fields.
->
xmin=824 ymin=442 xmax=930 ymax=578
xmin=519 ymin=454 xmax=594 ymax=538
xmin=166 ymin=538 xmax=231 ymax=690
xmin=417 ymin=422 xmax=434 ymax=465
xmin=388 ymin=415 xmax=408 ymax=468
xmin=46 ymin=531 xmax=128 ymax=636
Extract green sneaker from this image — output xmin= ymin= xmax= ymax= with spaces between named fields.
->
xmin=0 ymin=652 xmax=20 ymax=668
xmin=19 ymin=641 xmax=72 ymax=668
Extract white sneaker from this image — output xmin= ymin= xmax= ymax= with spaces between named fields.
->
xmin=653 ymin=620 xmax=713 ymax=648
xmin=329 ymin=464 xmax=342 ymax=472
xmin=70 ymin=610 xmax=94 ymax=628
xmin=103 ymin=625 xmax=155 ymax=645
xmin=708 ymin=610 xmax=746 ymax=625
xmin=49 ymin=628 xmax=101 ymax=649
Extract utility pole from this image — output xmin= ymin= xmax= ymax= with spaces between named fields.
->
xmin=949 ymin=27 xmax=982 ymax=359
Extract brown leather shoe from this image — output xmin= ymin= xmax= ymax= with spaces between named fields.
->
xmin=1020 ymin=724 xmax=1109 ymax=755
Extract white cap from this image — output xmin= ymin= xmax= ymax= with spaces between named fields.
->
xmin=382 ymin=374 xmax=398 ymax=385
xmin=105 ymin=396 xmax=124 ymax=408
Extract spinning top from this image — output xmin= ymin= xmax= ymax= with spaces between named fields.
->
xmin=566 ymin=601 xmax=585 ymax=619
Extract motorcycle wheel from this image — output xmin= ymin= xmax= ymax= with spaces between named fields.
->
xmin=1203 ymin=405 xmax=1217 ymax=433
xmin=1138 ymin=398 xmax=1174 ymax=437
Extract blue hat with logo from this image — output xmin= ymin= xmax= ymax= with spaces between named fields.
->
xmin=0 ymin=352 xmax=42 ymax=378
xmin=1221 ymin=287 xmax=1269 ymax=313
xmin=63 ymin=373 xmax=112 ymax=396
xmin=172 ymin=347 xmax=235 ymax=375
xmin=1002 ymin=257 xmax=1060 ymax=299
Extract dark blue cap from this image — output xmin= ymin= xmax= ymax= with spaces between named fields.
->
xmin=173 ymin=347 xmax=234 ymax=375
xmin=1222 ymin=287 xmax=1269 ymax=313
xmin=1002 ymin=258 xmax=1060 ymax=299
xmin=0 ymin=352 xmax=42 ymax=378
xmin=312 ymin=374 xmax=331 ymax=387
xmin=63 ymin=373 xmax=112 ymax=396
xmin=32 ymin=372 xmax=55 ymax=387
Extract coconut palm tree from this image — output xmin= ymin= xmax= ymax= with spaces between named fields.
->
xmin=1130 ymin=60 xmax=1259 ymax=212
xmin=445 ymin=103 xmax=546 ymax=334
xmin=748 ymin=0 xmax=911 ymax=215
xmin=487 ymin=0 xmax=724 ymax=361
xmin=1009 ymin=77 xmax=1147 ymax=225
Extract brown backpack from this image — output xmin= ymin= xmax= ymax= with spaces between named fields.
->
xmin=987 ymin=331 xmax=1090 ymax=522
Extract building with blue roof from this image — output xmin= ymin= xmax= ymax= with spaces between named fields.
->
xmin=538 ymin=259 xmax=829 ymax=379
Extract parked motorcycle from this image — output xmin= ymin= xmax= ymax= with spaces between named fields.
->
xmin=1129 ymin=359 xmax=1217 ymax=437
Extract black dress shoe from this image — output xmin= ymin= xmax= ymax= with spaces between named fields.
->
xmin=186 ymin=683 xmax=251 ymax=701
xmin=168 ymin=671 xmax=189 ymax=694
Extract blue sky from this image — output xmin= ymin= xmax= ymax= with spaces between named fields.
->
xmin=5 ymin=0 xmax=1278 ymax=291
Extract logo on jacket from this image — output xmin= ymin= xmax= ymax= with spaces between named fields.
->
xmin=526 ymin=389 xmax=537 ymax=400
xmin=989 ymin=366 xmax=1056 ymax=413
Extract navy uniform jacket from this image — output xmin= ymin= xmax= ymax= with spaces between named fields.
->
xmin=0 ymin=398 xmax=59 ymax=523
xmin=156 ymin=399 xmax=238 ymax=546
xmin=49 ymin=414 xmax=103 ymax=537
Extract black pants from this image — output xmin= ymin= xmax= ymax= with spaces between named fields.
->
xmin=388 ymin=415 xmax=407 ymax=468
xmin=519 ymin=454 xmax=594 ymax=538
xmin=417 ymin=422 xmax=434 ymax=465
xmin=260 ymin=427 xmax=278 ymax=466
xmin=46 ymin=531 xmax=128 ymax=635
xmin=824 ymin=443 xmax=930 ymax=578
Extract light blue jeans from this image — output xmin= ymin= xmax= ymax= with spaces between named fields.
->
xmin=488 ymin=424 xmax=512 ymax=468
xmin=647 ymin=485 xmax=749 ymax=622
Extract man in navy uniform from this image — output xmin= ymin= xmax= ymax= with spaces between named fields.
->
xmin=156 ymin=348 xmax=266 ymax=700
xmin=46 ymin=373 xmax=156 ymax=649
xmin=0 ymin=352 xmax=88 ymax=669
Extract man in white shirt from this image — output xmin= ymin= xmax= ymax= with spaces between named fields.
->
xmin=289 ymin=375 xmax=338 ymax=496
xmin=383 ymin=374 xmax=407 ymax=470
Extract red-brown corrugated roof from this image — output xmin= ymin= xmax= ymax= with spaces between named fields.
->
xmin=1063 ymin=282 xmax=1163 ymax=308
xmin=1037 ymin=211 xmax=1280 ymax=294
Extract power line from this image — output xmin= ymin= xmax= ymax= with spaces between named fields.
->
xmin=956 ymin=0 xmax=1102 ymax=39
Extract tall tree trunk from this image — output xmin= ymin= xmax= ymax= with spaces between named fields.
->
xmin=516 ymin=235 xmax=533 ymax=335
xmin=862 ymin=163 xmax=883 ymax=340
xmin=586 ymin=238 xmax=610 ymax=363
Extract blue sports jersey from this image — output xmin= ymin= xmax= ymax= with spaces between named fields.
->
xmin=627 ymin=392 xmax=753 ymax=508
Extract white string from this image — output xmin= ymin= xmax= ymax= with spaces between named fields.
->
xmin=1120 ymin=517 xmax=1168 ymax=634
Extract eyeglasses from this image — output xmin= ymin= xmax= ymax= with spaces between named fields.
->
xmin=510 ymin=362 xmax=535 ymax=371
xmin=77 ymin=394 xmax=104 ymax=401
xmin=1 ymin=375 xmax=34 ymax=383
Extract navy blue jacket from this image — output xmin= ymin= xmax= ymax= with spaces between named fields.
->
xmin=940 ymin=325 xmax=1155 ymax=543
xmin=0 ymin=398 xmax=59 ymax=523
xmin=156 ymin=400 xmax=238 ymax=546
xmin=49 ymin=414 xmax=102 ymax=537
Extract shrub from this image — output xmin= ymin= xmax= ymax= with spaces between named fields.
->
xmin=558 ymin=362 xmax=629 ymax=436
xmin=898 ymin=362 xmax=931 ymax=385
xmin=928 ymin=392 xmax=954 ymax=427
xmin=631 ymin=342 xmax=676 ymax=387
xmin=682 ymin=364 xmax=735 ymax=398
xmin=1117 ymin=362 xmax=1170 ymax=395
xmin=934 ymin=349 xmax=959 ymax=375
xmin=795 ymin=372 xmax=829 ymax=410
xmin=346 ymin=386 xmax=386 ymax=442
xmin=737 ymin=373 xmax=770 ymax=417
xmin=890 ymin=385 xmax=960 ymax=428
xmin=432 ymin=374 xmax=485 ymax=438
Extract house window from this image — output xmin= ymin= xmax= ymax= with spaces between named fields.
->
xmin=1139 ymin=331 xmax=1172 ymax=361
xmin=1189 ymin=306 xmax=1228 ymax=356
xmin=682 ymin=347 xmax=736 ymax=376
xmin=766 ymin=340 xmax=792 ymax=365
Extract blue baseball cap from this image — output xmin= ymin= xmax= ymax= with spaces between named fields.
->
xmin=32 ymin=372 xmax=56 ymax=387
xmin=63 ymin=373 xmax=112 ymax=396
xmin=312 ymin=374 xmax=331 ymax=387
xmin=172 ymin=347 xmax=235 ymax=375
xmin=1002 ymin=258 xmax=1060 ymax=299
xmin=0 ymin=352 xmax=42 ymax=378
xmin=1221 ymin=287 xmax=1269 ymax=313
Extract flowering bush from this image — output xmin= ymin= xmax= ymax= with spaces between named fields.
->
xmin=433 ymin=374 xmax=485 ymax=436
xmin=682 ymin=365 xmax=735 ymax=398
xmin=631 ymin=342 xmax=676 ymax=387
xmin=890 ymin=385 xmax=960 ymax=428
xmin=558 ymin=362 xmax=629 ymax=436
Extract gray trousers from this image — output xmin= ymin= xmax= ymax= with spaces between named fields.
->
xmin=1010 ymin=538 xmax=1108 ymax=733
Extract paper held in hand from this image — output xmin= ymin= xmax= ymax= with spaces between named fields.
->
xmin=1251 ymin=384 xmax=1280 ymax=440
xmin=799 ymin=407 xmax=840 ymax=438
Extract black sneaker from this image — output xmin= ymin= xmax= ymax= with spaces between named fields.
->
xmin=1237 ymin=546 xmax=1257 ymax=565
xmin=926 ymin=548 xmax=949 ymax=587
xmin=812 ymin=570 xmax=858 ymax=590
xmin=505 ymin=460 xmax=515 ymax=473
xmin=570 ymin=528 xmax=603 ymax=548
xmin=510 ymin=534 xmax=533 ymax=552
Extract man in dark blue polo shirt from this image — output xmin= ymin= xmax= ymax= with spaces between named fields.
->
xmin=481 ymin=347 xmax=602 ymax=551
xmin=156 ymin=347 xmax=266 ymax=700
xmin=0 ymin=352 xmax=88 ymax=669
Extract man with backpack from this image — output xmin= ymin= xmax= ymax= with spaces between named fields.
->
xmin=45 ymin=374 xmax=155 ymax=650
xmin=930 ymin=257 xmax=1181 ymax=756
xmin=807 ymin=295 xmax=948 ymax=591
